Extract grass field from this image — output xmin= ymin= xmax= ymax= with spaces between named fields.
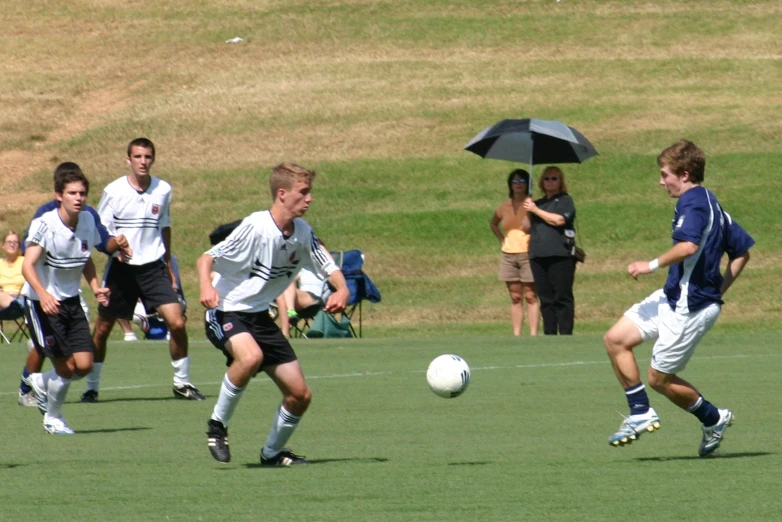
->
xmin=2 ymin=335 xmax=782 ymax=521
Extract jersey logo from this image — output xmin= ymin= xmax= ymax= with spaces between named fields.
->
xmin=81 ymin=240 xmax=88 ymax=252
xmin=45 ymin=335 xmax=55 ymax=347
xmin=676 ymin=216 xmax=685 ymax=229
xmin=289 ymin=252 xmax=297 ymax=262
xmin=223 ymin=322 xmax=233 ymax=332
xmin=151 ymin=204 xmax=160 ymax=215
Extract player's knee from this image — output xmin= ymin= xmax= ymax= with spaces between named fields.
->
xmin=74 ymin=363 xmax=93 ymax=377
xmin=287 ymin=386 xmax=312 ymax=411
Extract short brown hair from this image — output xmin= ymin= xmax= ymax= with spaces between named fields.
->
xmin=127 ymin=137 xmax=156 ymax=159
xmin=537 ymin=166 xmax=568 ymax=195
xmin=54 ymin=162 xmax=89 ymax=195
xmin=657 ymin=139 xmax=705 ymax=183
xmin=269 ymin=163 xmax=316 ymax=199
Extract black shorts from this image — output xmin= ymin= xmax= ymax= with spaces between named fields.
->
xmin=25 ymin=296 xmax=94 ymax=359
xmin=99 ymin=258 xmax=179 ymax=320
xmin=205 ymin=308 xmax=297 ymax=373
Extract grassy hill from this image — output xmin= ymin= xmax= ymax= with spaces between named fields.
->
xmin=2 ymin=0 xmax=780 ymax=336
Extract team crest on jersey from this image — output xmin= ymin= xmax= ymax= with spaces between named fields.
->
xmin=45 ymin=336 xmax=55 ymax=347
xmin=289 ymin=252 xmax=297 ymax=262
xmin=223 ymin=322 xmax=234 ymax=332
xmin=81 ymin=240 xmax=88 ymax=252
xmin=152 ymin=204 xmax=160 ymax=215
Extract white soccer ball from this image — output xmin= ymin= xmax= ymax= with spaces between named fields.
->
xmin=426 ymin=354 xmax=471 ymax=398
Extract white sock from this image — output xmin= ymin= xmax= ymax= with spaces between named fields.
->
xmin=261 ymin=405 xmax=302 ymax=458
xmin=47 ymin=374 xmax=72 ymax=419
xmin=171 ymin=356 xmax=190 ymax=385
xmin=85 ymin=362 xmax=103 ymax=391
xmin=211 ymin=374 xmax=245 ymax=426
xmin=41 ymin=369 xmax=57 ymax=390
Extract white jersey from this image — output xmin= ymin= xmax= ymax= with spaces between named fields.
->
xmin=97 ymin=176 xmax=172 ymax=265
xmin=22 ymin=209 xmax=102 ymax=301
xmin=206 ymin=210 xmax=338 ymax=313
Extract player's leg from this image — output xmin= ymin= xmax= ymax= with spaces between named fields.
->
xmin=260 ymin=360 xmax=312 ymax=466
xmin=18 ymin=342 xmax=44 ymax=406
xmin=506 ymin=282 xmax=524 ymax=336
xmin=650 ymin=303 xmax=730 ymax=456
xmin=605 ymin=293 xmax=662 ymax=447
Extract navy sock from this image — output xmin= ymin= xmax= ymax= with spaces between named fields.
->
xmin=625 ymin=383 xmax=650 ymax=416
xmin=20 ymin=367 xmax=32 ymax=394
xmin=687 ymin=396 xmax=720 ymax=426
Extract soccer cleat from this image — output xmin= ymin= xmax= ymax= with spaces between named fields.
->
xmin=699 ymin=408 xmax=734 ymax=457
xmin=29 ymin=373 xmax=48 ymax=416
xmin=124 ymin=332 xmax=138 ymax=341
xmin=43 ymin=415 xmax=75 ymax=435
xmin=18 ymin=391 xmax=38 ymax=407
xmin=80 ymin=389 xmax=99 ymax=403
xmin=260 ymin=449 xmax=310 ymax=467
xmin=173 ymin=383 xmax=205 ymax=400
xmin=608 ymin=407 xmax=661 ymax=447
xmin=206 ymin=419 xmax=230 ymax=463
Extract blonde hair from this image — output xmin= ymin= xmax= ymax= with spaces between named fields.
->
xmin=537 ymin=166 xmax=568 ymax=195
xmin=269 ymin=163 xmax=316 ymax=199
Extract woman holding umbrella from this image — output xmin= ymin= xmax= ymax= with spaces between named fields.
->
xmin=490 ymin=169 xmax=540 ymax=336
xmin=522 ymin=166 xmax=577 ymax=335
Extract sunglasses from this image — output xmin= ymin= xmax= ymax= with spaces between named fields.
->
xmin=4 ymin=241 xmax=19 ymax=246
xmin=511 ymin=179 xmax=528 ymax=184
xmin=543 ymin=177 xmax=559 ymax=181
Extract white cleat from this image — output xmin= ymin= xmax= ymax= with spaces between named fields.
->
xmin=609 ymin=408 xmax=661 ymax=447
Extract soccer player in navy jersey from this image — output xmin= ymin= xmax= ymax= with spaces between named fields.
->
xmin=86 ymin=138 xmax=204 ymax=402
xmin=197 ymin=162 xmax=349 ymax=465
xmin=605 ymin=139 xmax=754 ymax=457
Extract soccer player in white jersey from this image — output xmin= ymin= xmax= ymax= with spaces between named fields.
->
xmin=197 ymin=162 xmax=349 ymax=465
xmin=86 ymin=138 xmax=204 ymax=402
xmin=605 ymin=139 xmax=755 ymax=456
xmin=23 ymin=165 xmax=132 ymax=434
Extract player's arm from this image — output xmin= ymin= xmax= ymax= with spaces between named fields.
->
xmin=82 ymin=257 xmax=110 ymax=306
xmin=720 ymin=251 xmax=750 ymax=295
xmin=627 ymin=241 xmax=699 ymax=280
xmin=22 ymin=244 xmax=60 ymax=315
xmin=323 ymin=269 xmax=349 ymax=314
xmin=161 ymin=226 xmax=177 ymax=287
xmin=196 ymin=253 xmax=220 ymax=309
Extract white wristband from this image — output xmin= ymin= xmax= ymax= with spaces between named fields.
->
xmin=648 ymin=259 xmax=659 ymax=272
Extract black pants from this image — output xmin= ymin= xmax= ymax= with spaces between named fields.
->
xmin=530 ymin=256 xmax=576 ymax=335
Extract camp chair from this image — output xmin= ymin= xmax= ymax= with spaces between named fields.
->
xmin=330 ymin=249 xmax=381 ymax=338
xmin=0 ymin=300 xmax=28 ymax=344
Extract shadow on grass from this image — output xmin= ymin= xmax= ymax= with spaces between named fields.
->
xmin=447 ymin=461 xmax=492 ymax=466
xmin=241 ymin=457 xmax=388 ymax=469
xmin=637 ymin=451 xmax=773 ymax=462
xmin=77 ymin=427 xmax=154 ymax=435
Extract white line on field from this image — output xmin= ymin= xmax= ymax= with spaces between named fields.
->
xmin=3 ymin=352 xmax=778 ymax=397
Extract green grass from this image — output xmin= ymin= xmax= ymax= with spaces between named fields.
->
xmin=3 ymin=335 xmax=782 ymax=521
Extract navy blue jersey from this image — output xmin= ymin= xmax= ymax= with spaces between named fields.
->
xmin=664 ymin=186 xmax=754 ymax=313
xmin=22 ymin=200 xmax=112 ymax=255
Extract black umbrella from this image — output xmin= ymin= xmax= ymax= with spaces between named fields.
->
xmin=464 ymin=118 xmax=598 ymax=168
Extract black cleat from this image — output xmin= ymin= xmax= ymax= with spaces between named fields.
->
xmin=173 ymin=383 xmax=205 ymax=400
xmin=80 ymin=389 xmax=99 ymax=403
xmin=206 ymin=419 xmax=230 ymax=463
xmin=260 ymin=449 xmax=310 ymax=467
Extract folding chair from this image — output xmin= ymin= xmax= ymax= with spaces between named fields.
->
xmin=289 ymin=303 xmax=327 ymax=338
xmin=330 ymin=249 xmax=381 ymax=338
xmin=0 ymin=300 xmax=29 ymax=344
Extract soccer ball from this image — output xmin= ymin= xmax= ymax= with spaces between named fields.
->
xmin=426 ymin=354 xmax=471 ymax=398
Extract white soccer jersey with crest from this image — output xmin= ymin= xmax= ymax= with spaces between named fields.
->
xmin=97 ymin=176 xmax=172 ymax=265
xmin=22 ymin=209 xmax=101 ymax=301
xmin=206 ymin=211 xmax=338 ymax=313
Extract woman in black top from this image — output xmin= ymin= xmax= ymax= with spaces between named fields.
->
xmin=522 ymin=166 xmax=577 ymax=335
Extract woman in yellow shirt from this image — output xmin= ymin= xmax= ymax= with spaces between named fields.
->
xmin=0 ymin=230 xmax=24 ymax=314
xmin=489 ymin=170 xmax=540 ymax=336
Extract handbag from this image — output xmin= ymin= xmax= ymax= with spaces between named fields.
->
xmin=573 ymin=246 xmax=586 ymax=263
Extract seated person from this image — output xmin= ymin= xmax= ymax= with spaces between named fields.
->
xmin=276 ymin=267 xmax=332 ymax=337
xmin=0 ymin=230 xmax=25 ymax=317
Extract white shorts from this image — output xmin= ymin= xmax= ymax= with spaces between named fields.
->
xmin=623 ymin=289 xmax=721 ymax=375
